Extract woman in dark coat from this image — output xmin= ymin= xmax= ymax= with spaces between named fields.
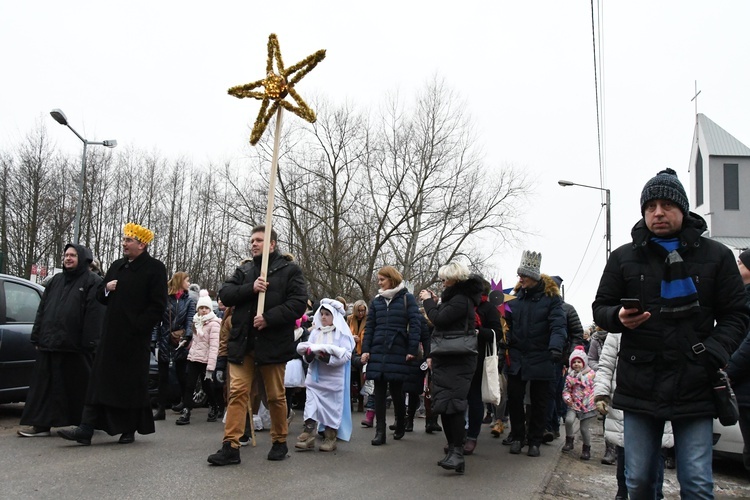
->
xmin=420 ymin=262 xmax=483 ymax=475
xmin=152 ymin=271 xmax=196 ymax=419
xmin=464 ymin=279 xmax=503 ymax=455
xmin=361 ymin=266 xmax=421 ymax=446
xmin=19 ymin=243 xmax=104 ymax=435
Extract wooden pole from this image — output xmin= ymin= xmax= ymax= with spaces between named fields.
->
xmin=256 ymin=106 xmax=284 ymax=315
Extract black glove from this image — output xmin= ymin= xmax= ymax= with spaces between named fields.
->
xmin=549 ymin=349 xmax=562 ymax=363
xmin=699 ymin=352 xmax=724 ymax=380
xmin=497 ymin=340 xmax=509 ymax=351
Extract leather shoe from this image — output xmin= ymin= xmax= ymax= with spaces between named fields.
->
xmin=118 ymin=432 xmax=135 ymax=444
xmin=57 ymin=427 xmax=93 ymax=446
xmin=509 ymin=440 xmax=522 ymax=454
xmin=463 ymin=438 xmax=477 ymax=455
xmin=527 ymin=445 xmax=540 ymax=457
xmin=502 ymin=435 xmax=515 ymax=446
xmin=153 ymin=408 xmax=166 ymax=421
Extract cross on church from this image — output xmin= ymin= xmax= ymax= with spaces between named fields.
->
xmin=691 ymin=80 xmax=702 ymax=116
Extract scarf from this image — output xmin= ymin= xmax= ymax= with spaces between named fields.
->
xmin=651 ymin=237 xmax=700 ymax=318
xmin=378 ymin=281 xmax=405 ymax=300
xmin=193 ymin=310 xmax=217 ymax=337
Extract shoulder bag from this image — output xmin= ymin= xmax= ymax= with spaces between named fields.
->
xmin=430 ymin=300 xmax=478 ymax=356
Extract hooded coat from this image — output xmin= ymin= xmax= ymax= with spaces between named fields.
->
xmin=362 ymin=285 xmax=421 ymax=382
xmin=86 ymin=249 xmax=167 ymax=435
xmin=592 ymin=213 xmax=749 ymax=419
xmin=219 ymin=250 xmax=308 ymax=365
xmin=20 ymin=243 xmax=105 ymax=428
xmin=424 ymin=274 xmax=483 ymax=415
xmin=507 ymin=274 xmax=567 ymax=381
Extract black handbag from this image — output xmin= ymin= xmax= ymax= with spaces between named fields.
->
xmin=430 ymin=301 xmax=477 ymax=356
xmin=713 ymin=369 xmax=739 ymax=426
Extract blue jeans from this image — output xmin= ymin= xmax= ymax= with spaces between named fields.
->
xmin=624 ymin=411 xmax=713 ymax=499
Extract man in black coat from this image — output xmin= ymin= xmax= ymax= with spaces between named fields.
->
xmin=593 ymin=169 xmax=749 ymax=498
xmin=726 ymin=249 xmax=750 ymax=471
xmin=208 ymin=225 xmax=308 ymax=465
xmin=18 ymin=243 xmax=105 ymax=437
xmin=59 ymin=223 xmax=167 ymax=446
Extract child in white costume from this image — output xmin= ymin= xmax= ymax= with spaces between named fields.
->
xmin=295 ymin=299 xmax=355 ymax=451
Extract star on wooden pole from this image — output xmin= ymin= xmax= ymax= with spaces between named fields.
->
xmin=227 ymin=34 xmax=326 ymax=315
xmin=228 ymin=33 xmax=326 ymax=145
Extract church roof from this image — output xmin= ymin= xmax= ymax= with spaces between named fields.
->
xmin=697 ymin=114 xmax=750 ymax=157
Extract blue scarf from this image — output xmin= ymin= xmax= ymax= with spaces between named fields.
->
xmin=651 ymin=237 xmax=700 ymax=318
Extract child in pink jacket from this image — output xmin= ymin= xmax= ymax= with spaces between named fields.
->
xmin=561 ymin=346 xmax=597 ymax=460
xmin=176 ymin=290 xmax=221 ymax=425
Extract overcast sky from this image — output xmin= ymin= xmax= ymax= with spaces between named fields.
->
xmin=2 ymin=1 xmax=749 ymax=325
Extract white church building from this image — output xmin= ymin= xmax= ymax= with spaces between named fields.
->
xmin=688 ymin=113 xmax=750 ymax=251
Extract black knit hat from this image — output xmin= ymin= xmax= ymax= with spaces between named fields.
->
xmin=739 ymin=249 xmax=750 ymax=269
xmin=640 ymin=168 xmax=689 ymax=215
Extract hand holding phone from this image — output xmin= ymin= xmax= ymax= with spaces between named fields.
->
xmin=620 ymin=298 xmax=643 ymax=314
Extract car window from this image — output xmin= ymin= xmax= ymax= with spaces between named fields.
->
xmin=4 ymin=281 xmax=40 ymax=323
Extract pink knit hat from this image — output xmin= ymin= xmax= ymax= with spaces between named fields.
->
xmin=569 ymin=345 xmax=588 ymax=368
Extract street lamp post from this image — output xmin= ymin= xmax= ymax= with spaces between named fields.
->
xmin=558 ymin=180 xmax=611 ymax=261
xmin=50 ymin=109 xmax=117 ymax=244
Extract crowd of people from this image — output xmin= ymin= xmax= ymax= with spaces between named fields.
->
xmin=13 ymin=168 xmax=750 ymax=499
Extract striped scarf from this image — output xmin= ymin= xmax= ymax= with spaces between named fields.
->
xmin=651 ymin=237 xmax=700 ymax=318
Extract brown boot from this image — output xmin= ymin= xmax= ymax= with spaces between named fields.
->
xmin=581 ymin=444 xmax=591 ymax=461
xmin=319 ymin=427 xmax=337 ymax=452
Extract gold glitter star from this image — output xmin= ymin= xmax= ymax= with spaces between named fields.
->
xmin=228 ymin=33 xmax=326 ymax=145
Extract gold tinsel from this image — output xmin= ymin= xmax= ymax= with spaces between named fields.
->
xmin=228 ymin=33 xmax=326 ymax=145
xmin=123 ymin=222 xmax=155 ymax=245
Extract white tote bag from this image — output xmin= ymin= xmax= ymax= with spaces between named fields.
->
xmin=481 ymin=329 xmax=502 ymax=405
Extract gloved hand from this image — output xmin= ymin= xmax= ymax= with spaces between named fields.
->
xmin=215 ymin=370 xmax=225 ymax=384
xmin=304 ymin=347 xmax=315 ymax=364
xmin=205 ymin=370 xmax=214 ymax=381
xmin=316 ymin=352 xmax=331 ymax=363
xmin=595 ymin=395 xmax=611 ymax=416
xmin=497 ymin=339 xmax=510 ymax=351
xmin=699 ymin=352 xmax=724 ymax=380
xmin=549 ymin=349 xmax=562 ymax=363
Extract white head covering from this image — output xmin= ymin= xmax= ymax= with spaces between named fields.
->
xmin=313 ymin=298 xmax=352 ymax=340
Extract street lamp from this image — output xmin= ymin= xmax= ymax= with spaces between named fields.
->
xmin=50 ymin=109 xmax=117 ymax=244
xmin=558 ymin=180 xmax=611 ymax=261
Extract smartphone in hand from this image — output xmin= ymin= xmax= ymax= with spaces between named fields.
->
xmin=620 ymin=298 xmax=643 ymax=314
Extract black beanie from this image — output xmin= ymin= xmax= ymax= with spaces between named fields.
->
xmin=640 ymin=168 xmax=689 ymax=215
xmin=740 ymin=249 xmax=750 ymax=269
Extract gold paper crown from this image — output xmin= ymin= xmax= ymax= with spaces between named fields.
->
xmin=123 ymin=222 xmax=154 ymax=245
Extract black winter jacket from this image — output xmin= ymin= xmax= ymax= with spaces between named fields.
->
xmin=725 ymin=284 xmax=750 ymax=408
xmin=219 ymin=250 xmax=308 ymax=365
xmin=592 ymin=213 xmax=749 ymax=419
xmin=362 ymin=286 xmax=421 ymax=383
xmin=152 ymin=292 xmax=195 ymax=363
xmin=506 ymin=275 xmax=567 ymax=381
xmin=561 ymin=302 xmax=584 ymax=366
xmin=31 ymin=243 xmax=104 ymax=353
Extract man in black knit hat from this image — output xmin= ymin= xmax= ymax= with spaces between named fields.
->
xmin=592 ymin=168 xmax=749 ymax=498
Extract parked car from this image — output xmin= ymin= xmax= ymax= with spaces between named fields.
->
xmin=0 ymin=274 xmax=44 ymax=404
xmin=713 ymin=418 xmax=744 ymax=461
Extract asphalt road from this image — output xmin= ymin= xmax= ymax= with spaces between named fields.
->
xmin=1 ymin=405 xmax=561 ymax=500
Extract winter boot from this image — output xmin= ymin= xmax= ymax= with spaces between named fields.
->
xmin=153 ymin=405 xmax=166 ymax=421
xmin=207 ymin=405 xmax=219 ymax=422
xmin=319 ymin=427 xmax=337 ymax=452
xmin=561 ymin=436 xmax=574 ymax=453
xmin=361 ymin=410 xmax=374 ymax=428
xmin=176 ymin=408 xmax=191 ymax=425
xmin=207 ymin=441 xmax=241 ymax=466
xmin=463 ymin=437 xmax=477 ymax=455
xmin=580 ymin=444 xmax=591 ymax=461
xmin=490 ymin=419 xmax=504 ymax=437
xmin=295 ymin=420 xmax=316 ymax=451
xmin=601 ymin=441 xmax=617 ymax=465
xmin=393 ymin=417 xmax=406 ymax=440
xmin=425 ymin=416 xmax=442 ymax=434
xmin=440 ymin=445 xmax=465 ymax=474
xmin=371 ymin=421 xmax=386 ymax=446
